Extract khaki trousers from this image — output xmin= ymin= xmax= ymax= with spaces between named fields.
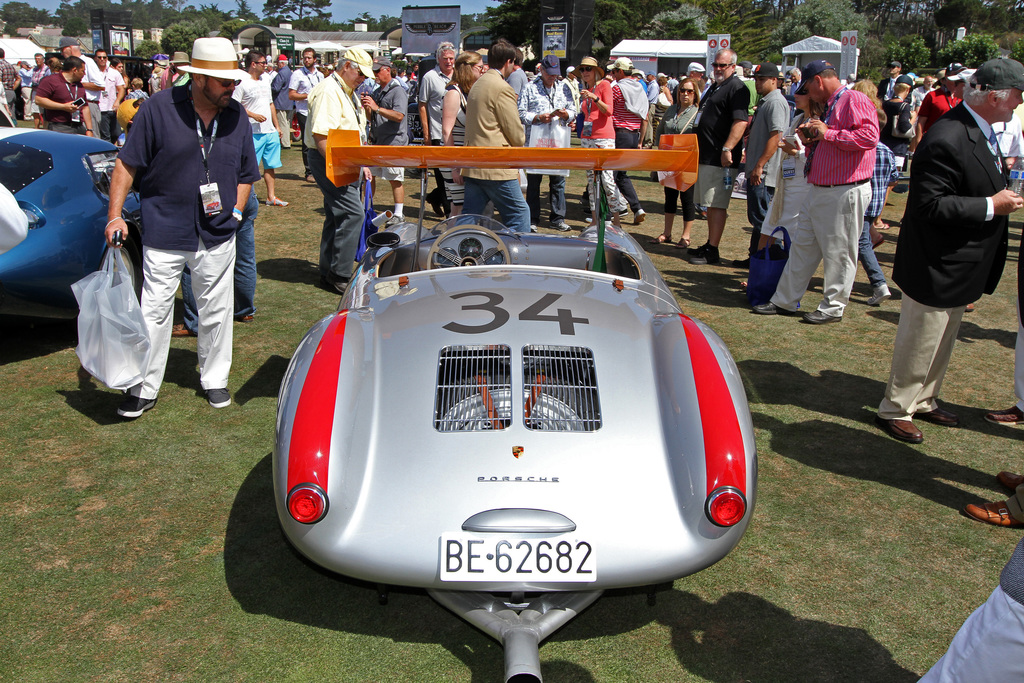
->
xmin=877 ymin=294 xmax=965 ymax=421
xmin=770 ymin=181 xmax=869 ymax=317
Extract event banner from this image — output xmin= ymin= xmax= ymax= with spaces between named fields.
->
xmin=542 ymin=22 xmax=568 ymax=58
xmin=401 ymin=5 xmax=461 ymax=56
xmin=840 ymin=31 xmax=859 ymax=82
xmin=706 ymin=34 xmax=731 ymax=71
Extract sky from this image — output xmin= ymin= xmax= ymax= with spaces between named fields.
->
xmin=30 ymin=0 xmax=500 ymax=26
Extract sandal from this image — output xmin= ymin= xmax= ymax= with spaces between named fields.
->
xmin=674 ymin=237 xmax=690 ymax=249
xmin=649 ymin=234 xmax=671 ymax=245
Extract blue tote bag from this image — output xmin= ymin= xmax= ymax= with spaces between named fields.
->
xmin=746 ymin=226 xmax=791 ymax=307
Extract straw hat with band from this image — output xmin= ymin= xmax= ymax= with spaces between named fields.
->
xmin=176 ymin=38 xmax=248 ymax=81
xmin=577 ymin=56 xmax=604 ymax=80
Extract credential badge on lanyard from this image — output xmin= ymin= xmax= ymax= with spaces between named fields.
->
xmin=196 ymin=116 xmax=222 ymax=216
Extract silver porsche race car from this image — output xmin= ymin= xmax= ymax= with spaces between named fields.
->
xmin=273 ymin=136 xmax=755 ymax=681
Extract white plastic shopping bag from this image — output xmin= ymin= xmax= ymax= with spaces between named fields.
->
xmin=71 ymin=249 xmax=151 ymax=390
xmin=526 ymin=120 xmax=570 ymax=176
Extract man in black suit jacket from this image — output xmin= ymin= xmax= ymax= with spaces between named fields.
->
xmin=875 ymin=58 xmax=1024 ymax=445
xmin=876 ymin=61 xmax=902 ymax=101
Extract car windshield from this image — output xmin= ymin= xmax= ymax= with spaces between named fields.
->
xmin=0 ymin=141 xmax=54 ymax=193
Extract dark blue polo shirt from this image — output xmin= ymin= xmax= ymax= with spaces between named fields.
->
xmin=118 ymin=84 xmax=260 ymax=250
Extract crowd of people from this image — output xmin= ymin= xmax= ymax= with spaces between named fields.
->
xmin=48 ymin=39 xmax=1019 ymax=462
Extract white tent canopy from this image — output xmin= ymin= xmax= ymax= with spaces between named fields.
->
xmin=781 ymin=35 xmax=857 ymax=71
xmin=610 ymin=40 xmax=707 ymax=60
xmin=0 ymin=38 xmax=44 ymax=63
xmin=609 ymin=40 xmax=707 ymax=77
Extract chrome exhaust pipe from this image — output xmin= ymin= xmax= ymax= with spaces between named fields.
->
xmin=428 ymin=589 xmax=602 ymax=683
xmin=503 ymin=628 xmax=541 ymax=682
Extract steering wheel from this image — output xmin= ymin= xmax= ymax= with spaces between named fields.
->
xmin=426 ymin=224 xmax=511 ymax=270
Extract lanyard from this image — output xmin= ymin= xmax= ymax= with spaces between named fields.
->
xmin=822 ymin=86 xmax=847 ymax=126
xmin=64 ymin=79 xmax=81 ymax=101
xmin=195 ymin=116 xmax=219 ymax=184
xmin=333 ymin=72 xmax=361 ymax=116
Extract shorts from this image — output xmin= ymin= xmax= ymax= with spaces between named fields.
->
xmin=253 ymin=132 xmax=282 ymax=170
xmin=694 ymin=164 xmax=735 ymax=210
xmin=371 ymin=166 xmax=405 ymax=182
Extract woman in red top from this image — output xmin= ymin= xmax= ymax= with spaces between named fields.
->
xmin=914 ymin=65 xmax=967 ymax=150
xmin=578 ymin=56 xmax=624 ymax=227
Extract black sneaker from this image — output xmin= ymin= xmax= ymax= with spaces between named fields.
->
xmin=689 ymin=243 xmax=720 ymax=265
xmin=206 ymin=388 xmax=231 ymax=408
xmin=733 ymin=256 xmax=751 ymax=268
xmin=118 ymin=395 xmax=156 ymax=418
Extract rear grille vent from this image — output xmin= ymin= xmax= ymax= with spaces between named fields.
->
xmin=523 ymin=345 xmax=601 ymax=432
xmin=434 ymin=345 xmax=513 ymax=431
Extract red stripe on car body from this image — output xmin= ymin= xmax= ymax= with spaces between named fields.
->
xmin=679 ymin=314 xmax=746 ymax=496
xmin=287 ymin=311 xmax=348 ymax=492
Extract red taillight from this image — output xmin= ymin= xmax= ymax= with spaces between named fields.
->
xmin=706 ymin=487 xmax=746 ymax=527
xmin=287 ymin=484 xmax=329 ymax=524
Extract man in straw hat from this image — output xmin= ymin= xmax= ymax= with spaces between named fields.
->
xmin=304 ymin=47 xmax=375 ymax=294
xmin=104 ymin=37 xmax=260 ymax=418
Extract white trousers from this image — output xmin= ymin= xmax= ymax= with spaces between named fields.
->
xmin=771 ymin=181 xmax=869 ymax=317
xmin=877 ymin=294 xmax=965 ymax=421
xmin=134 ymin=236 xmax=236 ymax=399
xmin=582 ymin=138 xmax=627 ymax=217
xmin=920 ymin=586 xmax=1024 ymax=683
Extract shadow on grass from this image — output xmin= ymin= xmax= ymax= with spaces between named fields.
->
xmin=59 ymin=346 xmax=207 ymax=422
xmin=564 ymin=587 xmax=919 ymax=682
xmin=738 ymin=359 xmax=1012 ymax=505
xmin=866 ymin=309 xmax=1017 ymax=350
xmin=234 ymin=354 xmax=289 ymax=406
xmin=57 ymin=366 xmax=125 ymax=426
xmin=224 ymin=456 xmax=917 ymax=682
xmin=258 ymin=257 xmax=321 ymax=285
xmin=224 ymin=454 xmax=505 ymax=681
xmin=0 ymin=317 xmax=76 ymax=364
xmin=756 ymin=413 xmax=995 ymax=510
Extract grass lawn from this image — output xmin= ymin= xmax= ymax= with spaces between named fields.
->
xmin=2 ymin=137 xmax=1022 ymax=681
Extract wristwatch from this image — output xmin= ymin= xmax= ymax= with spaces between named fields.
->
xmin=722 ymin=147 xmax=732 ymax=152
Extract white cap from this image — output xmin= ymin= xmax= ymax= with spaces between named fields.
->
xmin=687 ymin=61 xmax=706 ymax=73
xmin=566 ymin=66 xmax=575 ymax=73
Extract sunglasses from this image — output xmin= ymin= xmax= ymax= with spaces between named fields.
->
xmin=215 ymin=78 xmax=241 ymax=87
xmin=712 ymin=62 xmax=733 ymax=68
xmin=255 ymin=61 xmax=267 ymax=65
xmin=579 ymin=66 xmax=594 ymax=72
xmin=680 ymin=88 xmax=696 ymax=93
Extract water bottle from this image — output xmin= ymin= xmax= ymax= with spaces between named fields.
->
xmin=723 ymin=166 xmax=733 ymax=189
xmin=1010 ymin=157 xmax=1024 ymax=195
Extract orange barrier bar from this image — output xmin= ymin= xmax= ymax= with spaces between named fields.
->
xmin=325 ymin=129 xmax=698 ymax=191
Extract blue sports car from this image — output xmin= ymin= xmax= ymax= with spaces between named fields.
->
xmin=0 ymin=128 xmax=143 ymax=319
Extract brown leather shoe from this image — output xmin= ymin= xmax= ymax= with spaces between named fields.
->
xmin=916 ymin=407 xmax=960 ymax=427
xmin=874 ymin=415 xmax=923 ymax=443
xmin=985 ymin=406 xmax=1024 ymax=426
xmin=997 ymin=471 xmax=1024 ymax=491
xmin=962 ymin=501 xmax=1024 ymax=528
xmin=171 ymin=323 xmax=197 ymax=338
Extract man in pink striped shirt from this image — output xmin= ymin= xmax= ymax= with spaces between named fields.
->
xmin=754 ymin=60 xmax=879 ymax=324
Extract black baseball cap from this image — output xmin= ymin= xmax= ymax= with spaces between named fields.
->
xmin=753 ymin=62 xmax=779 ymax=79
xmin=795 ymin=59 xmax=835 ymax=95
xmin=973 ymin=58 xmax=1024 ymax=91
